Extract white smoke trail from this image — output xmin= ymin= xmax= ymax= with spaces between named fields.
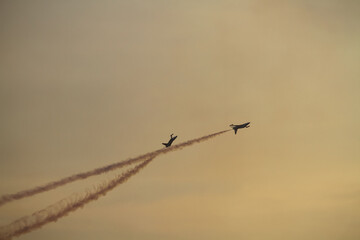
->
xmin=0 ymin=130 xmax=230 ymax=206
xmin=0 ymin=157 xmax=154 ymax=240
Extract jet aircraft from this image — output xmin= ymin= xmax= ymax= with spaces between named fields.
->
xmin=162 ymin=134 xmax=177 ymax=147
xmin=229 ymin=122 xmax=250 ymax=134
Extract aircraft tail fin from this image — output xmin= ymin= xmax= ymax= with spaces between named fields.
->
xmin=162 ymin=143 xmax=168 ymax=146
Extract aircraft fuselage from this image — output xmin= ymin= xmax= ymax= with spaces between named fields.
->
xmin=230 ymin=122 xmax=250 ymax=134
xmin=162 ymin=134 xmax=177 ymax=147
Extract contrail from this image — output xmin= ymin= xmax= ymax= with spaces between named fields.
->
xmin=0 ymin=130 xmax=230 ymax=206
xmin=0 ymin=157 xmax=154 ymax=240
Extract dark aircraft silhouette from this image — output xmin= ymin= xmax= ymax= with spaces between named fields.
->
xmin=162 ymin=134 xmax=177 ymax=147
xmin=230 ymin=122 xmax=250 ymax=134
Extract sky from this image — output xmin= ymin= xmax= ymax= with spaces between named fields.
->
xmin=0 ymin=0 xmax=359 ymax=239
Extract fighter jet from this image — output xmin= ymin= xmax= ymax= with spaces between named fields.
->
xmin=162 ymin=134 xmax=177 ymax=147
xmin=229 ymin=122 xmax=250 ymax=134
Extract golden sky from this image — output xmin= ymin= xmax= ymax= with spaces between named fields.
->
xmin=0 ymin=0 xmax=359 ymax=239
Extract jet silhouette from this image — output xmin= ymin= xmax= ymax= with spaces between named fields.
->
xmin=162 ymin=134 xmax=177 ymax=147
xmin=230 ymin=122 xmax=250 ymax=134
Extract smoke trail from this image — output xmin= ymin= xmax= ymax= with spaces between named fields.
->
xmin=0 ymin=157 xmax=154 ymax=240
xmin=0 ymin=129 xmax=230 ymax=206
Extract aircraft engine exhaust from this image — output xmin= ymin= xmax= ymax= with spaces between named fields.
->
xmin=0 ymin=130 xmax=230 ymax=207
xmin=0 ymin=157 xmax=154 ymax=240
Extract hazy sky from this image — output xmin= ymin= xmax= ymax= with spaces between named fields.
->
xmin=1 ymin=1 xmax=359 ymax=239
